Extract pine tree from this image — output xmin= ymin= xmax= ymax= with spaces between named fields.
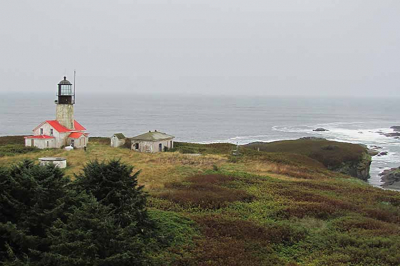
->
xmin=43 ymin=193 xmax=150 ymax=266
xmin=74 ymin=159 xmax=151 ymax=230
xmin=0 ymin=160 xmax=71 ymax=264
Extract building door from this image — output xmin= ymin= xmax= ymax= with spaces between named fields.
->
xmin=159 ymin=143 xmax=162 ymax=152
xmin=31 ymin=139 xmax=34 ymax=147
xmin=71 ymin=139 xmax=75 ymax=147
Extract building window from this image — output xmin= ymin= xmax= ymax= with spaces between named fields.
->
xmin=50 ymin=129 xmax=53 ymax=136
xmin=40 ymin=128 xmax=43 ymax=135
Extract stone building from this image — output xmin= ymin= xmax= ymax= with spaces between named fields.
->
xmin=131 ymin=131 xmax=174 ymax=153
xmin=111 ymin=133 xmax=126 ymax=147
xmin=24 ymin=76 xmax=89 ymax=149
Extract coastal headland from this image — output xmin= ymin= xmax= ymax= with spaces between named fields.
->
xmin=1 ymin=135 xmax=400 ymax=265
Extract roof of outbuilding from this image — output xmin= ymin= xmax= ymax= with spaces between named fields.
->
xmin=113 ymin=133 xmax=126 ymax=139
xmin=58 ymin=76 xmax=72 ymax=85
xmin=68 ymin=132 xmax=85 ymax=139
xmin=131 ymin=131 xmax=174 ymax=141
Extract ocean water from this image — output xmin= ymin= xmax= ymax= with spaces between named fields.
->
xmin=1 ymin=93 xmax=399 ymax=188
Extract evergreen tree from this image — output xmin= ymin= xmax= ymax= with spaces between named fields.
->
xmin=74 ymin=160 xmax=151 ymax=230
xmin=0 ymin=160 xmax=71 ymax=264
xmin=43 ymin=193 xmax=150 ymax=266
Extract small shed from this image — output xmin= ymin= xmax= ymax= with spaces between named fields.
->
xmin=67 ymin=132 xmax=89 ymax=149
xmin=111 ymin=133 xmax=126 ymax=147
xmin=39 ymin=157 xmax=67 ymax=168
xmin=131 ymin=130 xmax=174 ymax=153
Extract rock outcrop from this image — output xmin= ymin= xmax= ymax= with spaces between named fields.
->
xmin=390 ymin=126 xmax=400 ymax=132
xmin=331 ymin=151 xmax=371 ymax=181
xmin=313 ymin=128 xmax=329 ymax=132
xmin=380 ymin=167 xmax=400 ymax=190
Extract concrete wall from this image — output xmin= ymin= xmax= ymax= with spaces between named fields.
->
xmin=56 ymin=104 xmax=74 ymax=129
xmin=131 ymin=139 xmax=174 ymax=153
xmin=67 ymin=135 xmax=89 ymax=149
xmin=111 ymin=136 xmax=125 ymax=147
xmin=39 ymin=159 xmax=67 ymax=168
xmin=25 ymin=138 xmax=56 ymax=149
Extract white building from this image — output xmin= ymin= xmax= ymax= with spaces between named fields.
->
xmin=25 ymin=76 xmax=89 ymax=149
xmin=131 ymin=131 xmax=174 ymax=153
xmin=111 ymin=133 xmax=126 ymax=148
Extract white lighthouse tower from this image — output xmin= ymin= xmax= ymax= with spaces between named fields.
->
xmin=56 ymin=76 xmax=75 ymax=129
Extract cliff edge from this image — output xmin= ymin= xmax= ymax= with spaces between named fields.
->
xmin=245 ymin=138 xmax=371 ymax=180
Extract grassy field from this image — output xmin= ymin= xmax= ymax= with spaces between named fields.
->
xmin=1 ymin=137 xmax=399 ymax=265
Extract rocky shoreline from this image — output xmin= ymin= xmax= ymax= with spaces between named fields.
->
xmin=377 ymin=125 xmax=400 ymax=139
xmin=379 ymin=167 xmax=400 ymax=190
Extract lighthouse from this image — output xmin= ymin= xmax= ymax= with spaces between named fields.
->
xmin=24 ymin=76 xmax=88 ymax=149
xmin=56 ymin=76 xmax=75 ymax=129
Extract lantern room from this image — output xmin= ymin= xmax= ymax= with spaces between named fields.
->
xmin=57 ymin=76 xmax=74 ymax=104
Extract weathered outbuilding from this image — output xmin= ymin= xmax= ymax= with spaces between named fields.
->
xmin=131 ymin=131 xmax=174 ymax=153
xmin=111 ymin=133 xmax=126 ymax=148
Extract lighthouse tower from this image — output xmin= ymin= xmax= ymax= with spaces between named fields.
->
xmin=56 ymin=76 xmax=75 ymax=129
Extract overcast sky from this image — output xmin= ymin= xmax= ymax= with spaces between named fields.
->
xmin=0 ymin=0 xmax=399 ymax=97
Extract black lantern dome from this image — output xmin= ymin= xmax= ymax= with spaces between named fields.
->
xmin=57 ymin=76 xmax=74 ymax=104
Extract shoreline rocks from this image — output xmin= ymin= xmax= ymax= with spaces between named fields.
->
xmin=380 ymin=167 xmax=400 ymax=190
xmin=390 ymin=126 xmax=400 ymax=132
xmin=313 ymin=128 xmax=329 ymax=132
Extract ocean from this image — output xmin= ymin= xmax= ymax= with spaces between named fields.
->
xmin=1 ymin=93 xmax=399 ymax=188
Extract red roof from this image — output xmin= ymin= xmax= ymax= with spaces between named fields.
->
xmin=68 ymin=132 xmax=85 ymax=139
xmin=25 ymin=135 xmax=55 ymax=139
xmin=74 ymin=121 xmax=86 ymax=131
xmin=46 ymin=120 xmax=71 ymax=132
xmin=37 ymin=120 xmax=86 ymax=133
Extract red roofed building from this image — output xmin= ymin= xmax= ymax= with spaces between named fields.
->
xmin=25 ymin=77 xmax=89 ymax=149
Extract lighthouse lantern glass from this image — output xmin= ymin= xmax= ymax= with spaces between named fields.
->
xmin=60 ymin=85 xmax=73 ymax=95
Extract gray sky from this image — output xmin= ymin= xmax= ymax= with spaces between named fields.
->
xmin=0 ymin=0 xmax=399 ymax=97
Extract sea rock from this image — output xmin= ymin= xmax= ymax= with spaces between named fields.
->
xmin=377 ymin=151 xmax=388 ymax=156
xmin=313 ymin=128 xmax=329 ymax=132
xmin=390 ymin=126 xmax=400 ymax=132
xmin=368 ymin=149 xmax=379 ymax=156
xmin=380 ymin=167 xmax=400 ymax=190
xmin=382 ymin=132 xmax=400 ymax=138
xmin=370 ymin=145 xmax=382 ymax=149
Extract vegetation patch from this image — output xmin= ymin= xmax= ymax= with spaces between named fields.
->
xmin=171 ymin=142 xmax=236 ymax=155
xmin=245 ymin=139 xmax=366 ymax=169
xmin=185 ymin=215 xmax=285 ymax=266
xmin=332 ymin=215 xmax=400 ymax=236
xmin=158 ymin=174 xmax=254 ymax=209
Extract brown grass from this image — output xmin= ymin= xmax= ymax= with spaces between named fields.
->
xmin=158 ymin=175 xmax=254 ymax=209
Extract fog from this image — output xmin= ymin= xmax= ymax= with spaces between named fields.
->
xmin=0 ymin=0 xmax=399 ymax=97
